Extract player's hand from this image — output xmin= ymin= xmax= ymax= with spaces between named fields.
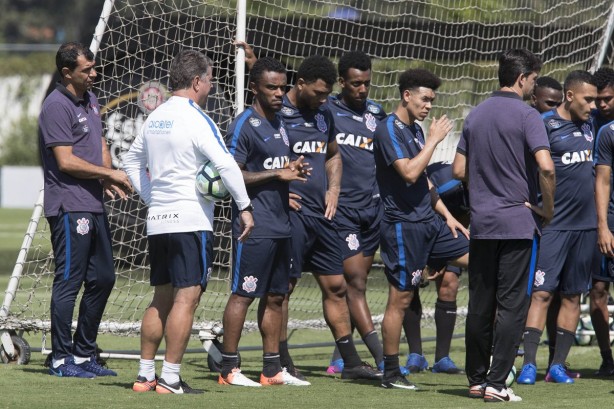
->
xmin=237 ymin=210 xmax=255 ymax=242
xmin=280 ymin=156 xmax=311 ymax=182
xmin=106 ymin=169 xmax=133 ymax=194
xmin=446 ymin=216 xmax=469 ymax=239
xmin=233 ymin=40 xmax=257 ymax=70
xmin=424 ymin=265 xmax=446 ymax=281
xmin=524 ymin=201 xmax=553 ymax=227
xmin=102 ymin=180 xmax=129 ymax=200
xmin=428 ymin=115 xmax=453 ymax=145
xmin=324 ymin=187 xmax=339 ymax=220
xmin=289 ymin=192 xmax=302 ymax=211
xmin=598 ymin=226 xmax=614 ymax=257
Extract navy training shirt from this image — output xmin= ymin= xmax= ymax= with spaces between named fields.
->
xmin=542 ymin=110 xmax=596 ymax=230
xmin=227 ymin=108 xmax=292 ymax=238
xmin=595 ymin=119 xmax=614 ymax=220
xmin=373 ymin=113 xmax=434 ymax=223
xmin=328 ymin=95 xmax=387 ymax=208
xmin=282 ymin=94 xmax=335 ymax=217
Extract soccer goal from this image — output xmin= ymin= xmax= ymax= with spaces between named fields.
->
xmin=2 ymin=0 xmax=614 ymax=365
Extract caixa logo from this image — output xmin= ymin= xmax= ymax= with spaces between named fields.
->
xmin=102 ymin=80 xmax=168 ymax=169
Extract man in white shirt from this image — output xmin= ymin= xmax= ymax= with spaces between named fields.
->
xmin=123 ymin=50 xmax=254 ymax=394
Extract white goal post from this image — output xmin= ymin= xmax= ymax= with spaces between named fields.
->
xmin=2 ymin=0 xmax=614 ymax=363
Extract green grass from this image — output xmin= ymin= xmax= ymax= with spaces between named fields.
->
xmin=0 ymin=208 xmax=33 ymax=275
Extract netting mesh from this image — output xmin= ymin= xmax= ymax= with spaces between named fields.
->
xmin=2 ymin=0 xmax=613 ymax=337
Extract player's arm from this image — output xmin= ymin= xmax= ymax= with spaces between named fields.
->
xmin=452 ymin=152 xmax=467 ymax=181
xmin=122 ymin=130 xmax=151 ymax=204
xmin=429 ymin=178 xmax=469 ymax=239
xmin=525 ymin=148 xmax=555 ymax=225
xmin=392 ymin=116 xmax=453 ymax=183
xmin=100 ymin=137 xmax=130 ymax=200
xmin=324 ymin=140 xmax=342 ymax=220
xmin=596 ymin=164 xmax=614 ymax=256
xmin=238 ymin=156 xmax=309 ymax=186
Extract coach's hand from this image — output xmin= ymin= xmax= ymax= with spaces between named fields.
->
xmin=524 ymin=201 xmax=553 ymax=227
xmin=598 ymin=226 xmax=614 ymax=257
xmin=289 ymin=192 xmax=302 ymax=211
xmin=237 ymin=210 xmax=255 ymax=242
xmin=446 ymin=216 xmax=469 ymax=239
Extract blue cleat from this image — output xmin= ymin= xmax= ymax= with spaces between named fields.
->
xmin=78 ymin=357 xmax=117 ymax=376
xmin=431 ymin=356 xmax=464 ymax=374
xmin=405 ymin=353 xmax=428 ymax=373
xmin=48 ymin=356 xmax=96 ymax=378
xmin=516 ymin=363 xmax=537 ymax=385
xmin=547 ymin=364 xmax=574 ymax=384
xmin=378 ymin=361 xmax=410 ymax=376
xmin=326 ymin=358 xmax=344 ymax=374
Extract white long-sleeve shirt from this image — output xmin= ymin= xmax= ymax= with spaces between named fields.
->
xmin=122 ymin=96 xmax=250 ymax=235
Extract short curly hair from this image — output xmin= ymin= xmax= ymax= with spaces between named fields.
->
xmin=338 ymin=51 xmax=372 ymax=79
xmin=593 ymin=67 xmax=614 ymax=92
xmin=249 ymin=57 xmax=286 ymax=85
xmin=398 ymin=68 xmax=441 ymax=96
xmin=297 ymin=55 xmax=337 ymax=86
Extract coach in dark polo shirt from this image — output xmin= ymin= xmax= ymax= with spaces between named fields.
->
xmin=452 ymin=49 xmax=555 ymax=402
xmin=39 ymin=42 xmax=131 ymax=379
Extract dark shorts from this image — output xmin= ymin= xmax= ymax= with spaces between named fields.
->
xmin=593 ymin=254 xmax=614 ymax=283
xmin=231 ymin=237 xmax=291 ymax=297
xmin=290 ymin=212 xmax=343 ymax=277
xmin=533 ymin=229 xmax=596 ymax=294
xmin=335 ymin=202 xmax=383 ymax=260
xmin=148 ymin=231 xmax=213 ymax=290
xmin=379 ymin=216 xmax=469 ymax=291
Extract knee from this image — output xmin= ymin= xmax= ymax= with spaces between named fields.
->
xmin=438 ymin=279 xmax=459 ymax=302
xmin=532 ymin=291 xmax=553 ymax=305
xmin=326 ymin=279 xmax=347 ymax=300
xmin=345 ymin=274 xmax=368 ymax=296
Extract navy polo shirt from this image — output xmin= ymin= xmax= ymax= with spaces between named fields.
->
xmin=39 ymin=83 xmax=105 ymax=216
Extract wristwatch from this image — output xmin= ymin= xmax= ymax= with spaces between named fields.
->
xmin=241 ymin=203 xmax=254 ymax=212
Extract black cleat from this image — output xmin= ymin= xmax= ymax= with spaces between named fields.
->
xmin=381 ymin=375 xmax=417 ymax=390
xmin=341 ymin=362 xmax=383 ymax=380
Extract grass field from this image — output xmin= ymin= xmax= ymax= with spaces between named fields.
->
xmin=2 ymin=207 xmax=614 ymax=408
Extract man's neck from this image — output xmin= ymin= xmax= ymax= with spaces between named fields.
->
xmin=394 ymin=104 xmax=415 ymax=126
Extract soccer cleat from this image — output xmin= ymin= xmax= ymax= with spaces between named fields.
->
xmin=260 ymin=371 xmax=285 ymax=386
xmin=545 ymin=364 xmax=580 ymax=382
xmin=280 ymin=367 xmax=311 ymax=386
xmin=377 ymin=361 xmax=410 ymax=376
xmin=285 ymin=364 xmax=308 ymax=381
xmin=326 ymin=358 xmax=344 ymax=374
xmin=431 ymin=357 xmax=464 ymax=374
xmin=594 ymin=359 xmax=614 ymax=376
xmin=546 ymin=364 xmax=574 ymax=384
xmin=405 ymin=353 xmax=428 ymax=373
xmin=381 ymin=375 xmax=417 ymax=390
xmin=132 ymin=375 xmax=157 ymax=392
xmin=77 ymin=358 xmax=117 ymax=376
xmin=341 ymin=361 xmax=383 ymax=380
xmin=155 ymin=377 xmax=203 ymax=394
xmin=516 ymin=363 xmax=536 ymax=385
xmin=483 ymin=386 xmax=522 ymax=402
xmin=48 ymin=357 xmax=96 ymax=379
xmin=468 ymin=384 xmax=486 ymax=399
xmin=218 ymin=368 xmax=262 ymax=387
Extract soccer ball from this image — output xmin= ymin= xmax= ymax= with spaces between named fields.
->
xmin=196 ymin=160 xmax=229 ymax=201
xmin=574 ymin=315 xmax=594 ymax=346
xmin=506 ymin=365 xmax=517 ymax=387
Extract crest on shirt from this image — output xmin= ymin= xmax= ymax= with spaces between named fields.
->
xmin=581 ymin=123 xmax=593 ymax=142
xmin=280 ymin=126 xmax=289 ymax=146
xmin=548 ymin=119 xmax=561 ymax=129
xmin=249 ymin=117 xmax=261 ymax=127
xmin=90 ymin=104 xmax=99 ymax=115
xmin=315 ymin=113 xmax=328 ymax=133
xmin=411 ymin=269 xmax=423 ymax=287
xmin=206 ymin=267 xmax=212 ymax=283
xmin=242 ymin=275 xmax=258 ymax=293
xmin=281 ymin=106 xmax=294 ymax=116
xmin=534 ymin=270 xmax=545 ymax=287
xmin=82 ymin=124 xmax=89 ymax=133
xmin=610 ymin=123 xmax=614 ymax=131
xmin=394 ymin=119 xmax=405 ymax=129
xmin=76 ymin=218 xmax=90 ymax=235
xmin=364 ymin=113 xmax=377 ymax=132
xmin=346 ymin=234 xmax=360 ymax=251
xmin=367 ymin=104 xmax=381 ymax=114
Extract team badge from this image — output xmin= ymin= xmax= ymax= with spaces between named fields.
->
xmin=249 ymin=117 xmax=261 ymax=127
xmin=242 ymin=275 xmax=258 ymax=293
xmin=582 ymin=123 xmax=593 ymax=142
xmin=281 ymin=106 xmax=294 ymax=116
xmin=315 ymin=113 xmax=328 ymax=133
xmin=610 ymin=124 xmax=614 ymax=131
xmin=76 ymin=218 xmax=90 ymax=235
xmin=91 ymin=104 xmax=99 ymax=115
xmin=346 ymin=234 xmax=359 ymax=251
xmin=411 ymin=269 xmax=423 ymax=287
xmin=367 ymin=104 xmax=381 ymax=114
xmin=82 ymin=125 xmax=89 ymax=133
xmin=206 ymin=267 xmax=212 ymax=283
xmin=394 ymin=119 xmax=405 ymax=129
xmin=364 ymin=113 xmax=377 ymax=132
xmin=534 ymin=270 xmax=545 ymax=287
xmin=280 ymin=126 xmax=289 ymax=146
xmin=548 ymin=119 xmax=561 ymax=129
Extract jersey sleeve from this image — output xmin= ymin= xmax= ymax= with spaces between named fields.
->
xmin=374 ymin=118 xmax=410 ymax=166
xmin=39 ymin=102 xmax=75 ymax=147
xmin=122 ymin=128 xmax=152 ymax=205
xmin=457 ymin=127 xmax=468 ymax=155
xmin=597 ymin=123 xmax=614 ymax=167
xmin=226 ymin=114 xmax=251 ymax=166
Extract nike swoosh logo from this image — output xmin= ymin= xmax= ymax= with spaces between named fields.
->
xmin=560 ymin=134 xmax=571 ymax=140
xmin=336 ymin=112 xmax=352 ymax=117
xmin=50 ymin=368 xmax=63 ymax=376
xmin=264 ymin=136 xmax=272 ymax=141
xmin=160 ymin=383 xmax=184 ymax=393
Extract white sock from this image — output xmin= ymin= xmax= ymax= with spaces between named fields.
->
xmin=160 ymin=360 xmax=181 ymax=384
xmin=52 ymin=358 xmax=65 ymax=368
xmin=138 ymin=358 xmax=156 ymax=381
xmin=73 ymin=356 xmax=90 ymax=365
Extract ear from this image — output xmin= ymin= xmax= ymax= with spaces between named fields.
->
xmin=517 ymin=72 xmax=528 ymax=89
xmin=61 ymin=67 xmax=71 ymax=79
xmin=565 ymin=89 xmax=574 ymax=103
xmin=248 ymin=80 xmax=257 ymax=94
xmin=338 ymin=76 xmax=345 ymax=87
xmin=192 ymin=76 xmax=200 ymax=92
xmin=402 ymin=88 xmax=412 ymax=102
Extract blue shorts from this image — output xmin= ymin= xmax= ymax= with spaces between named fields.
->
xmin=335 ymin=202 xmax=383 ymax=260
xmin=533 ymin=229 xmax=596 ymax=294
xmin=231 ymin=237 xmax=291 ymax=297
xmin=379 ymin=216 xmax=469 ymax=291
xmin=290 ymin=212 xmax=343 ymax=277
xmin=148 ymin=231 xmax=212 ymax=290
xmin=593 ymin=254 xmax=614 ymax=283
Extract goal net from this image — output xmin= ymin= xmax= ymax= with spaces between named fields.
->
xmin=2 ymin=0 xmax=614 ymax=342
